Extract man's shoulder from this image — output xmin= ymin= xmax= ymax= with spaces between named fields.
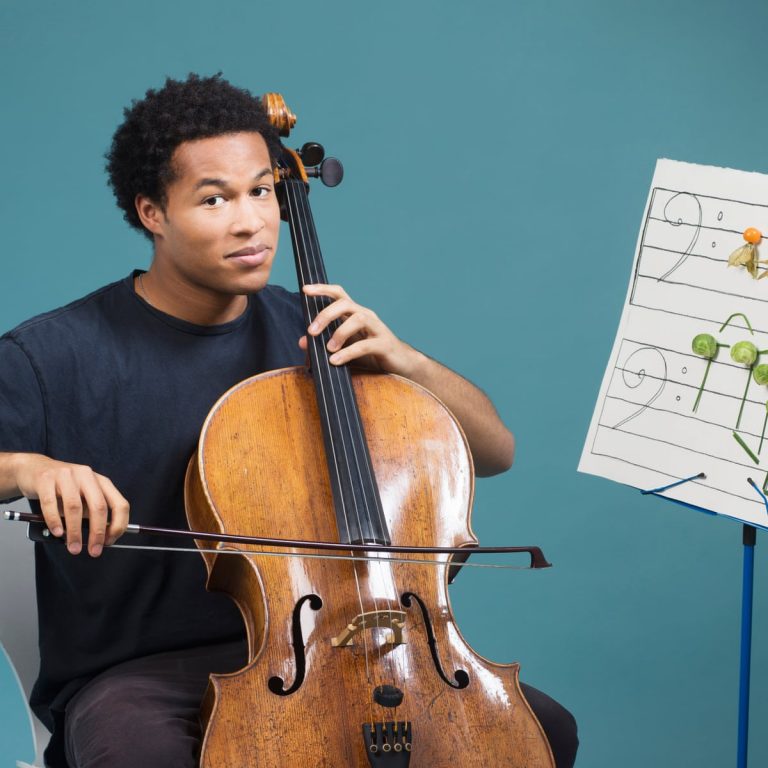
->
xmin=2 ymin=276 xmax=132 ymax=356
xmin=8 ymin=277 xmax=128 ymax=335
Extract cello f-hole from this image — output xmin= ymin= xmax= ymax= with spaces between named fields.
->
xmin=400 ymin=592 xmax=470 ymax=689
xmin=267 ymin=593 xmax=323 ymax=696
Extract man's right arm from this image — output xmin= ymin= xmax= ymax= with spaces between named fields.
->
xmin=0 ymin=452 xmax=129 ymax=557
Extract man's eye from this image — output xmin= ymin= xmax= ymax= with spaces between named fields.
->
xmin=252 ymin=186 xmax=271 ymax=198
xmin=202 ymin=195 xmax=225 ymax=207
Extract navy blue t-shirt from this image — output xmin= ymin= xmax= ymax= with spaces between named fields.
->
xmin=0 ymin=272 xmax=306 ymax=732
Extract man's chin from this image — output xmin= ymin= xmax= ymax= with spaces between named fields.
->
xmin=226 ymin=270 xmax=273 ymax=295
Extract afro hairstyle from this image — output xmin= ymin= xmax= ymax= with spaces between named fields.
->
xmin=105 ymin=73 xmax=282 ymax=239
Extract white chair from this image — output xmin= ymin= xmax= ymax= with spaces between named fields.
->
xmin=0 ymin=498 xmax=49 ymax=766
xmin=0 ymin=642 xmax=36 ymax=767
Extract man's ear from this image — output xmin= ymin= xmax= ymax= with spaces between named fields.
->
xmin=135 ymin=195 xmax=165 ymax=237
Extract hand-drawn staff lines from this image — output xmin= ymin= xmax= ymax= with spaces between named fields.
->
xmin=590 ymin=336 xmax=768 ymax=507
xmin=629 ymin=187 xmax=768 ymax=327
xmin=580 ymin=161 xmax=768 ymax=527
xmin=596 ymin=339 xmax=768 ymax=456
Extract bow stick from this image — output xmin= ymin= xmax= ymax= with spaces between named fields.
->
xmin=4 ymin=510 xmax=551 ymax=569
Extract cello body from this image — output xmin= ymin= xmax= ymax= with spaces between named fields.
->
xmin=186 ymin=366 xmax=554 ymax=767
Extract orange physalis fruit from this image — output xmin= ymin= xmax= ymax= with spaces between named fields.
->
xmin=744 ymin=227 xmax=762 ymax=244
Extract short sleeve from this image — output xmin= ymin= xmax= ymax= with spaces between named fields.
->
xmin=0 ymin=336 xmax=46 ymax=457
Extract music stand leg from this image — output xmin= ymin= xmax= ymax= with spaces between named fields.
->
xmin=737 ymin=524 xmax=756 ymax=768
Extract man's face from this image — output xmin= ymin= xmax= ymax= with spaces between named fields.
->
xmin=147 ymin=132 xmax=280 ymax=297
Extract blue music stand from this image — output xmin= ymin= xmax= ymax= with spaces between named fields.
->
xmin=641 ymin=473 xmax=761 ymax=768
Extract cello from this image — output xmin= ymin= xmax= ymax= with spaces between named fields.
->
xmin=182 ymin=94 xmax=556 ymax=767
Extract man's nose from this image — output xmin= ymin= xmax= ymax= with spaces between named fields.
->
xmin=230 ymin=198 xmax=266 ymax=235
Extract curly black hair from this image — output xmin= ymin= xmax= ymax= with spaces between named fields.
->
xmin=106 ymin=73 xmax=282 ymax=238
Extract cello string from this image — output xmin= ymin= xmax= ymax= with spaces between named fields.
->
xmin=284 ymin=175 xmax=376 ymax=691
xmin=288 ymin=178 xmax=372 ymax=606
xmin=287 ymin=176 xmax=367 ymax=568
xmin=287 ymin=179 xmax=377 ymax=713
xmin=293 ymin=179 xmax=384 ymax=564
xmin=295 ymin=188 xmax=404 ymax=692
xmin=291 ymin=176 xmax=399 ymax=695
xmin=292 ymin=178 xmax=392 ymax=697
xmin=293 ymin=175 xmax=405 ymax=702
xmin=294 ymin=179 xmax=381 ymax=558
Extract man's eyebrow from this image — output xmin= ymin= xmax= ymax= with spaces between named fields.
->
xmin=193 ymin=168 xmax=273 ymax=191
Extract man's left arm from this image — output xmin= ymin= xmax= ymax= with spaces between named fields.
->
xmin=301 ymin=284 xmax=514 ymax=477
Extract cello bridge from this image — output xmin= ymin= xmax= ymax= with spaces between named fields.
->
xmin=331 ymin=610 xmax=406 ymax=647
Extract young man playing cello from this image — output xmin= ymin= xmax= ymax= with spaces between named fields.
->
xmin=0 ymin=74 xmax=577 ymax=767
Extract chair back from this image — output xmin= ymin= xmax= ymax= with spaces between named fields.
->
xmin=0 ymin=499 xmax=49 ymax=765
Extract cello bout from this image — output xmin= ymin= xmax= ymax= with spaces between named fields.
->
xmin=189 ymin=369 xmax=554 ymax=767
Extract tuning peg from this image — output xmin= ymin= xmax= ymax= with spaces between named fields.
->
xmin=298 ymin=142 xmax=325 ymax=167
xmin=305 ymin=157 xmax=344 ymax=187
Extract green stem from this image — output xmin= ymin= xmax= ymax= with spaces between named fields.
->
xmin=759 ymin=408 xmax=768 ymax=455
xmin=720 ymin=312 xmax=754 ymax=335
xmin=733 ymin=431 xmax=759 ymax=464
xmin=693 ymin=357 xmax=713 ymax=412
xmin=735 ymin=367 xmax=753 ymax=430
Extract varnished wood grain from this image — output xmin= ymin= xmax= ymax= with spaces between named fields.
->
xmin=186 ymin=367 xmax=554 ymax=767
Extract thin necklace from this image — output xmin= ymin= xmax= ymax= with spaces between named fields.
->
xmin=138 ymin=272 xmax=151 ymax=306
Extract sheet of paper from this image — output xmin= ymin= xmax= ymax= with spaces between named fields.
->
xmin=579 ymin=159 xmax=768 ymax=529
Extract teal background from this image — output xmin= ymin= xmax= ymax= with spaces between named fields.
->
xmin=2 ymin=0 xmax=768 ymax=765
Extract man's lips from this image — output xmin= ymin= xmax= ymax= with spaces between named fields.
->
xmin=225 ymin=245 xmax=271 ymax=266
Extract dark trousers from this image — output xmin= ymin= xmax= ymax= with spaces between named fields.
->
xmin=62 ymin=641 xmax=578 ymax=767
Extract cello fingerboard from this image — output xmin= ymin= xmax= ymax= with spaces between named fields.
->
xmin=279 ymin=173 xmax=390 ymax=547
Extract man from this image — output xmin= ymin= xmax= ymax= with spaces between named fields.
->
xmin=0 ymin=74 xmax=577 ymax=767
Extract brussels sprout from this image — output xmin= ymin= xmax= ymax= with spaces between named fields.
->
xmin=754 ymin=365 xmax=768 ymax=386
xmin=731 ymin=341 xmax=758 ymax=366
xmin=691 ymin=334 xmax=718 ymax=358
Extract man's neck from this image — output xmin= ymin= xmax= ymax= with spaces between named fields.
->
xmin=135 ymin=268 xmax=248 ymax=325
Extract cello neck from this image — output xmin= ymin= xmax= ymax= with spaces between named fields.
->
xmin=278 ymin=173 xmax=390 ymax=547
